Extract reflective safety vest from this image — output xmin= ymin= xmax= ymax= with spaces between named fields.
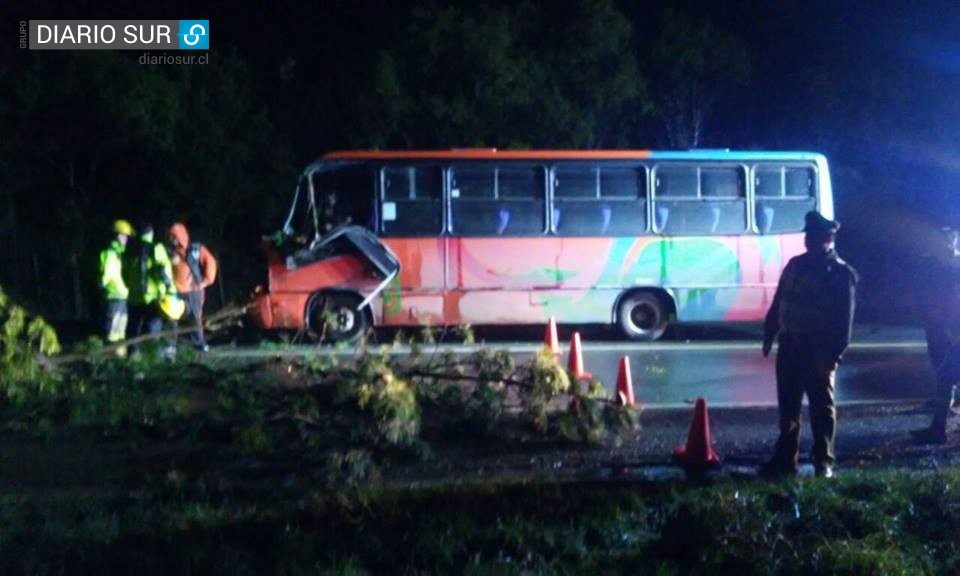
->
xmin=125 ymin=238 xmax=175 ymax=305
xmin=146 ymin=242 xmax=175 ymax=303
xmin=99 ymin=239 xmax=128 ymax=300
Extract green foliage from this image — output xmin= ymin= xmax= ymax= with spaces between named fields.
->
xmin=522 ymin=348 xmax=571 ymax=432
xmin=235 ymin=422 xmax=272 ymax=455
xmin=0 ymin=285 xmax=61 ymax=391
xmin=529 ymin=348 xmax=571 ymax=398
xmin=456 ymin=324 xmax=475 ymax=345
xmin=356 ymin=0 xmax=647 ymax=149
xmin=420 ymin=323 xmax=437 ymax=346
xmin=467 ymin=380 xmax=506 ymax=435
xmin=557 ymin=380 xmax=639 ymax=445
xmin=1 ymin=49 xmax=295 ymax=319
xmin=646 ymin=7 xmax=751 ymax=147
xmin=326 ymin=449 xmax=380 ymax=490
xmin=346 ymin=356 xmax=421 ymax=448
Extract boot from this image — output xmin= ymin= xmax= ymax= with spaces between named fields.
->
xmin=911 ymin=426 xmax=947 ymax=445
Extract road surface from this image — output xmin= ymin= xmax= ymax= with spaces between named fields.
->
xmin=212 ymin=324 xmax=936 ymax=408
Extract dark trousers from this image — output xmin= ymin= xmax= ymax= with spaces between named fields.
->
xmin=926 ymin=324 xmax=951 ymax=369
xmin=128 ymin=303 xmax=164 ymax=338
xmin=128 ymin=302 xmax=168 ymax=353
xmin=771 ymin=337 xmax=837 ymax=469
xmin=180 ymin=290 xmax=207 ymax=348
xmin=931 ymin=343 xmax=960 ymax=430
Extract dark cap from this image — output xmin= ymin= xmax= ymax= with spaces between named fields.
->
xmin=803 ymin=211 xmax=840 ymax=233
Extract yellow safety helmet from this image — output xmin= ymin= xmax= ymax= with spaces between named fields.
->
xmin=113 ymin=219 xmax=135 ymax=237
xmin=159 ymin=294 xmax=186 ymax=321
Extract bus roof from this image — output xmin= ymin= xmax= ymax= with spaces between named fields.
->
xmin=320 ymin=149 xmax=827 ymax=162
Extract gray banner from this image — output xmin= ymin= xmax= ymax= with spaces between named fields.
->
xmin=30 ymin=20 xmax=180 ymax=50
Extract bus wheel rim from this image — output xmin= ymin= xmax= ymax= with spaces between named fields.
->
xmin=335 ymin=306 xmax=356 ymax=333
xmin=629 ymin=302 xmax=657 ymax=333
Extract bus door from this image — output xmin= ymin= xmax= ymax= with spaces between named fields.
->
xmin=445 ymin=164 xmax=563 ymax=324
xmin=377 ymin=165 xmax=446 ymax=325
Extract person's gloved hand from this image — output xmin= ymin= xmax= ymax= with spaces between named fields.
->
xmin=762 ymin=337 xmax=774 ymax=357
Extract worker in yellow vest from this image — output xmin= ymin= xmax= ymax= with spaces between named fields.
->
xmin=99 ymin=220 xmax=133 ymax=357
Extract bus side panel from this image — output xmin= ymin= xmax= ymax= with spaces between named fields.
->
xmin=735 ymin=232 xmax=806 ymax=321
xmin=440 ymin=237 xmax=612 ymax=325
xmin=754 ymin=231 xmax=805 ymax=316
xmin=718 ymin=234 xmax=766 ymax=322
xmin=448 ymin=238 xmax=565 ymax=291
xmin=450 ymin=289 xmax=619 ymax=324
xmin=647 ymin=236 xmax=735 ymax=321
xmin=379 ymin=238 xmax=445 ymax=326
xmin=555 ymin=237 xmax=662 ymax=290
xmin=663 ymin=233 xmax=805 ymax=322
xmin=374 ymin=232 xmax=807 ymax=327
xmin=251 ymin=292 xmax=311 ymax=329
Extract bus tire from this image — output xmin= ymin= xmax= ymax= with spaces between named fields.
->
xmin=305 ymin=291 xmax=368 ymax=344
xmin=617 ymin=291 xmax=668 ymax=341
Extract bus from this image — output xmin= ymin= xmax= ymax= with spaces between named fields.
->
xmin=248 ymin=149 xmax=833 ymax=342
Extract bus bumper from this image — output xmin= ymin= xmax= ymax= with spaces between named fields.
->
xmin=248 ymin=291 xmax=274 ymax=330
xmin=248 ymin=290 xmax=313 ymax=330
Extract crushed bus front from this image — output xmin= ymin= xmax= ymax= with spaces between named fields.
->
xmin=248 ymin=226 xmax=399 ymax=333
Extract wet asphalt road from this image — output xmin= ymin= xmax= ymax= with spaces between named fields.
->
xmin=213 ymin=324 xmax=936 ymax=408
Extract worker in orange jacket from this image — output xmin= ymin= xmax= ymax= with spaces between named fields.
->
xmin=167 ymin=223 xmax=218 ymax=351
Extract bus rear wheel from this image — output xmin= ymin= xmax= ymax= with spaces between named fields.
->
xmin=305 ymin=292 xmax=368 ymax=344
xmin=617 ymin=291 xmax=668 ymax=341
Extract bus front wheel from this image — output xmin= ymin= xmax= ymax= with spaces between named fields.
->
xmin=305 ymin=292 xmax=368 ymax=344
xmin=617 ymin=291 xmax=668 ymax=341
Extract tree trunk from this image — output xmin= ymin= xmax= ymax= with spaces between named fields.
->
xmin=4 ymin=189 xmax=20 ymax=294
xmin=32 ymin=250 xmax=41 ymax=303
xmin=70 ymin=251 xmax=84 ymax=320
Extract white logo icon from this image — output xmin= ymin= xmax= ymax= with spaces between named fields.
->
xmin=183 ymin=23 xmax=206 ymax=46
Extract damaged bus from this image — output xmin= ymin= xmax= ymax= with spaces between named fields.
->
xmin=248 ymin=149 xmax=834 ymax=342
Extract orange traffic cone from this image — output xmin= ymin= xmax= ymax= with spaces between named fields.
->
xmin=544 ymin=317 xmax=560 ymax=357
xmin=674 ymin=397 xmax=721 ymax=469
xmin=615 ymin=356 xmax=635 ymax=407
xmin=567 ymin=331 xmax=592 ymax=380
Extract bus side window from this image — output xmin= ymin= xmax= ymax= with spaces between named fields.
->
xmin=451 ymin=165 xmax=545 ymax=236
xmin=380 ymin=165 xmax=443 ymax=237
xmin=655 ymin=165 xmax=746 ymax=235
xmin=754 ymin=165 xmax=816 ymax=234
xmin=701 ymin=168 xmax=745 ymax=234
xmin=553 ymin=164 xmax=646 ymax=236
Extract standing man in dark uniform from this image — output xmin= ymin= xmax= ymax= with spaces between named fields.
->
xmin=760 ymin=211 xmax=858 ymax=478
xmin=912 ymin=228 xmax=960 ymax=444
xmin=915 ymin=228 xmax=960 ymax=371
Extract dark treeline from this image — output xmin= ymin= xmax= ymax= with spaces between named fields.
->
xmin=2 ymin=0 xmax=960 ymax=326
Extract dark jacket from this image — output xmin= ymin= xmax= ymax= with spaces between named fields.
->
xmin=764 ymin=248 xmax=858 ymax=362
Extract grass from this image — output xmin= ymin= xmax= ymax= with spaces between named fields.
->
xmin=0 ymin=469 xmax=959 ymax=574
